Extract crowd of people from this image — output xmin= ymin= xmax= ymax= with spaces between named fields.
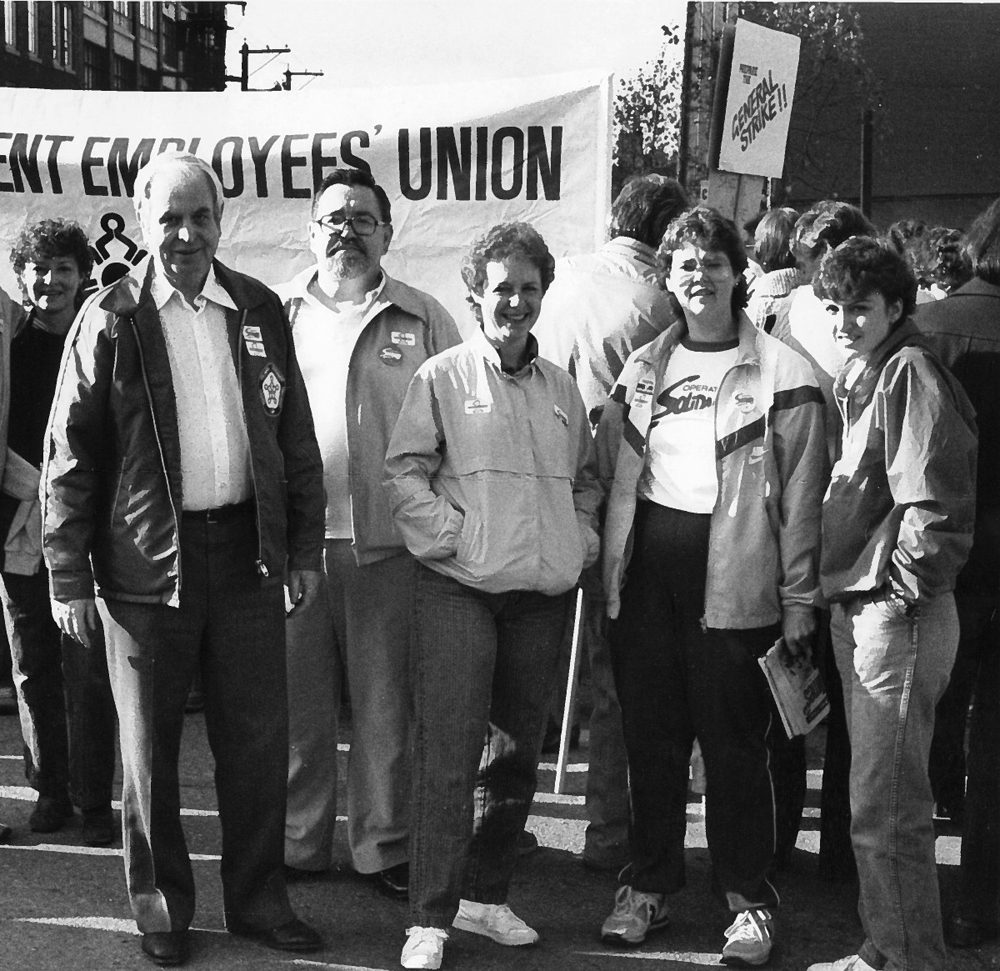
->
xmin=0 ymin=150 xmax=996 ymax=971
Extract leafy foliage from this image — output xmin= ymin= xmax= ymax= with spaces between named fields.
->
xmin=612 ymin=4 xmax=877 ymax=202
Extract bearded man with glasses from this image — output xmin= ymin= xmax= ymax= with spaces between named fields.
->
xmin=275 ymin=168 xmax=460 ymax=899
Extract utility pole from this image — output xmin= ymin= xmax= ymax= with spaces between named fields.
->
xmin=225 ymin=41 xmax=291 ymax=91
xmin=282 ymin=65 xmax=324 ymax=90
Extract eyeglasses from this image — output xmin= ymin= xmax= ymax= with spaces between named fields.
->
xmin=312 ymin=211 xmax=386 ymax=237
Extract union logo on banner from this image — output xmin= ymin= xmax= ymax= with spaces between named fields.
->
xmin=87 ymin=211 xmax=147 ymax=293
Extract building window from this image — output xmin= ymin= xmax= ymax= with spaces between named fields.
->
xmin=4 ymin=3 xmax=16 ymax=47
xmin=138 ymin=0 xmax=154 ymax=44
xmin=51 ymin=1 xmax=72 ymax=67
xmin=83 ymin=39 xmax=108 ymax=88
xmin=112 ymin=51 xmax=131 ymax=88
xmin=26 ymin=1 xmax=37 ymax=54
xmin=83 ymin=0 xmax=105 ymax=14
xmin=140 ymin=65 xmax=158 ymax=90
xmin=112 ymin=0 xmax=130 ymax=32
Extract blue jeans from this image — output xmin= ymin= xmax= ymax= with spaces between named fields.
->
xmin=409 ymin=564 xmax=570 ymax=928
xmin=831 ymin=592 xmax=958 ymax=971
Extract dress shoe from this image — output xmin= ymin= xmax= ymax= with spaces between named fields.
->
xmin=228 ymin=916 xmax=323 ymax=953
xmin=945 ymin=915 xmax=1000 ymax=948
xmin=82 ymin=807 xmax=117 ymax=847
xmin=371 ymin=861 xmax=409 ymax=900
xmin=140 ymin=931 xmax=188 ymax=966
xmin=28 ymin=794 xmax=74 ymax=833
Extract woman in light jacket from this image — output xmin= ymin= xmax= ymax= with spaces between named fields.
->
xmin=384 ymin=222 xmax=601 ymax=971
xmin=596 ymin=206 xmax=827 ymax=966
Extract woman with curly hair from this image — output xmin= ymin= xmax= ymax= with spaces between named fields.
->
xmin=596 ymin=206 xmax=827 ymax=966
xmin=385 ymin=222 xmax=601 ymax=970
xmin=1 ymin=219 xmax=118 ymax=847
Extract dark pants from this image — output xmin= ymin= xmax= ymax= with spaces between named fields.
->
xmin=97 ymin=507 xmax=294 ymax=934
xmin=610 ymin=502 xmax=779 ymax=910
xmin=949 ymin=591 xmax=1000 ymax=924
xmin=1 ymin=567 xmax=116 ymax=809
xmin=409 ymin=564 xmax=570 ymax=928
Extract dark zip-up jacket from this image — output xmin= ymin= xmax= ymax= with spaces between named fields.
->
xmin=42 ymin=261 xmax=325 ymax=606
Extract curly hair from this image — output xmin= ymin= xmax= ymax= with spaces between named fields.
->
xmin=655 ymin=205 xmax=750 ymax=316
xmin=928 ymin=226 xmax=972 ymax=293
xmin=10 ymin=218 xmax=93 ymax=283
xmin=813 ymin=236 xmax=917 ymax=324
xmin=460 ymin=222 xmax=555 ymax=319
xmin=793 ymin=202 xmax=875 ymax=273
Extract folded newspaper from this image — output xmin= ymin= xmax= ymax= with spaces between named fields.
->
xmin=758 ymin=637 xmax=830 ymax=738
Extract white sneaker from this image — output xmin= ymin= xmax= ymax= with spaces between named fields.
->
xmin=401 ymin=926 xmax=447 ymax=969
xmin=807 ymin=956 xmax=878 ymax=971
xmin=600 ymin=884 xmax=670 ymax=946
xmin=722 ymin=909 xmax=774 ymax=966
xmin=451 ymin=900 xmax=539 ymax=945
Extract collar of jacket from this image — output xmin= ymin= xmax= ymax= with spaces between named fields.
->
xmin=948 ymin=277 xmax=1000 ymax=301
xmin=837 ymin=318 xmax=932 ymax=412
xmin=94 ymin=260 xmax=266 ymax=318
xmin=632 ymin=310 xmax=761 ymax=371
xmin=604 ymin=236 xmax=658 ymax=271
xmin=281 ymin=265 xmax=431 ymax=322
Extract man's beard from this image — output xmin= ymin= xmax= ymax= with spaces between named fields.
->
xmin=324 ymin=243 xmax=368 ymax=280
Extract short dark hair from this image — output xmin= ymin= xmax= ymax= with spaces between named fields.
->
xmin=754 ymin=207 xmax=799 ymax=273
xmin=10 ymin=218 xmax=93 ymax=283
xmin=813 ymin=236 xmax=917 ymax=324
xmin=313 ymin=168 xmax=391 ymax=224
xmin=610 ymin=176 xmax=690 ymax=248
xmin=964 ymin=197 xmax=1000 ymax=286
xmin=928 ymin=226 xmax=972 ymax=292
xmin=793 ymin=201 xmax=875 ymax=269
xmin=460 ymin=222 xmax=555 ymax=319
xmin=655 ymin=205 xmax=750 ymax=315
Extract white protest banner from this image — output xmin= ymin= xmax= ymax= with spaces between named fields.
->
xmin=718 ymin=19 xmax=800 ymax=179
xmin=1 ymin=73 xmax=611 ymax=331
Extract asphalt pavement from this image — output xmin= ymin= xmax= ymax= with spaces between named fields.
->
xmin=0 ymin=708 xmax=995 ymax=971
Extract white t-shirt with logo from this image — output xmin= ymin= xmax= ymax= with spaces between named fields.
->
xmin=642 ymin=338 xmax=739 ymax=513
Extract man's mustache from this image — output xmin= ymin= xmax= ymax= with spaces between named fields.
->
xmin=326 ymin=239 xmax=363 ymax=257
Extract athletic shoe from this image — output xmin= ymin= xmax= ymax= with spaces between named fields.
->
xmin=401 ymin=926 xmax=447 ymax=969
xmin=806 ymin=956 xmax=878 ymax=971
xmin=600 ymin=884 xmax=669 ymax=946
xmin=722 ymin=908 xmax=774 ymax=966
xmin=452 ymin=900 xmax=539 ymax=945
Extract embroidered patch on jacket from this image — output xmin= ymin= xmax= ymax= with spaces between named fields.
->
xmin=390 ymin=331 xmax=416 ymax=346
xmin=734 ymin=391 xmax=756 ymax=414
xmin=260 ymin=364 xmax=285 ymax=415
xmin=553 ymin=404 xmax=569 ymax=427
xmin=465 ymin=398 xmax=492 ymax=415
xmin=379 ymin=345 xmax=403 ymax=366
xmin=633 ymin=380 xmax=654 ymax=407
xmin=245 ymin=339 xmax=266 ymax=357
xmin=242 ymin=325 xmax=262 ymax=341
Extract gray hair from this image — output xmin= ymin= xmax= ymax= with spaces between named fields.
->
xmin=132 ymin=151 xmax=225 ymax=224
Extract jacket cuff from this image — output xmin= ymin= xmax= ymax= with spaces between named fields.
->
xmin=49 ymin=570 xmax=96 ymax=603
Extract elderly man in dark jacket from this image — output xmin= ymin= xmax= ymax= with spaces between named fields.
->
xmin=42 ymin=152 xmax=326 ymax=968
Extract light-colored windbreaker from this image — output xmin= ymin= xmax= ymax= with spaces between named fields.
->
xmin=384 ymin=329 xmax=601 ymax=596
xmin=276 ymin=269 xmax=460 ymax=565
xmin=597 ymin=314 xmax=827 ymax=627
xmin=822 ymin=320 xmax=977 ymax=605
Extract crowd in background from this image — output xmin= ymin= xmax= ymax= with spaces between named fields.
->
xmin=0 ymin=152 xmax=996 ymax=971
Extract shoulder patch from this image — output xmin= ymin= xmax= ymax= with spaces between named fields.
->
xmin=259 ymin=363 xmax=285 ymax=415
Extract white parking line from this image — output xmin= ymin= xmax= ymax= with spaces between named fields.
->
xmin=575 ymin=950 xmax=722 ymax=964
xmin=2 ymin=843 xmax=222 ymax=861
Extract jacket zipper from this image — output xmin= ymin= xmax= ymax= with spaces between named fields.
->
xmin=234 ymin=308 xmax=268 ymax=577
xmin=131 ymin=317 xmax=184 ymax=599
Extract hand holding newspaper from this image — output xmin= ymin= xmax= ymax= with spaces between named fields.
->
xmin=758 ymin=637 xmax=830 ymax=739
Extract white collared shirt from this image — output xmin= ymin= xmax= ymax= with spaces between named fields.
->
xmin=153 ymin=269 xmax=252 ymax=511
xmin=292 ymin=271 xmax=385 ymax=538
